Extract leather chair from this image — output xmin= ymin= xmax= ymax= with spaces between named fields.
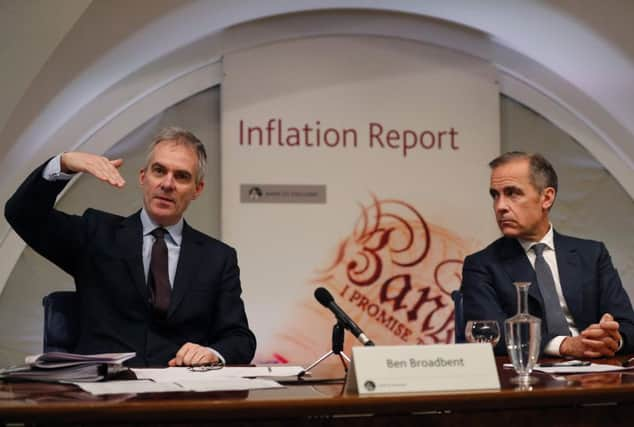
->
xmin=451 ymin=290 xmax=466 ymax=343
xmin=42 ymin=291 xmax=79 ymax=353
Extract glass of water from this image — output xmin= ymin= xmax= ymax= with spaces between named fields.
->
xmin=505 ymin=282 xmax=541 ymax=385
xmin=465 ymin=320 xmax=500 ymax=346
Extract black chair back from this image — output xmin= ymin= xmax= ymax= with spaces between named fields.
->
xmin=42 ymin=291 xmax=79 ymax=353
xmin=451 ymin=290 xmax=466 ymax=343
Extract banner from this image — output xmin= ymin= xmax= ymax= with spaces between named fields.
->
xmin=221 ymin=37 xmax=500 ymax=367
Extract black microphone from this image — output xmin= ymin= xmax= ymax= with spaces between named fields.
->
xmin=314 ymin=287 xmax=375 ymax=346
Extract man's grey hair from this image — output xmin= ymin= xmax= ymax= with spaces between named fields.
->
xmin=489 ymin=151 xmax=558 ymax=194
xmin=146 ymin=126 xmax=207 ymax=184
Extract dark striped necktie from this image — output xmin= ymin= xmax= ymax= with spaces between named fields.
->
xmin=149 ymin=228 xmax=170 ymax=318
xmin=532 ymin=243 xmax=570 ymax=337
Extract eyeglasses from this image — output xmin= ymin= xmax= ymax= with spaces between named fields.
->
xmin=188 ymin=361 xmax=225 ymax=372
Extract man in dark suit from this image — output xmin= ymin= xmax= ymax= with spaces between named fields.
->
xmin=461 ymin=151 xmax=634 ymax=357
xmin=5 ymin=127 xmax=256 ymax=366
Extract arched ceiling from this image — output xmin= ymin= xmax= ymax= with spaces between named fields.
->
xmin=3 ymin=1 xmax=634 ymax=170
xmin=2 ymin=1 xmax=633 ymax=178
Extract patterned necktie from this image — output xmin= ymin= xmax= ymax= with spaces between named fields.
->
xmin=532 ymin=243 xmax=570 ymax=337
xmin=149 ymin=228 xmax=170 ymax=317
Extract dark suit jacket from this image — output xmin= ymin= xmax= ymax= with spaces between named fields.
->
xmin=460 ymin=231 xmax=634 ymax=355
xmin=5 ymin=162 xmax=256 ymax=366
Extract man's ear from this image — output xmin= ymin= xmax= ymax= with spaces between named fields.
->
xmin=542 ymin=187 xmax=556 ymax=210
xmin=192 ymin=180 xmax=205 ymax=200
xmin=139 ymin=168 xmax=146 ymax=186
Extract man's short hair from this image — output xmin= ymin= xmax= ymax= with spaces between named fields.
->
xmin=489 ymin=151 xmax=558 ymax=193
xmin=146 ymin=127 xmax=207 ymax=184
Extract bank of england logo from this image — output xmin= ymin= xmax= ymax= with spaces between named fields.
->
xmin=248 ymin=186 xmax=263 ymax=200
xmin=364 ymin=380 xmax=376 ymax=391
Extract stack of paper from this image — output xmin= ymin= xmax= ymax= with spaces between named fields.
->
xmin=0 ymin=352 xmax=135 ymax=382
xmin=75 ymin=366 xmax=304 ymax=395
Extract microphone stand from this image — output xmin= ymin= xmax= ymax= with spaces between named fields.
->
xmin=298 ymin=321 xmax=350 ymax=377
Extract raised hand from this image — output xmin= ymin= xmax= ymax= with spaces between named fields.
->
xmin=60 ymin=152 xmax=125 ymax=188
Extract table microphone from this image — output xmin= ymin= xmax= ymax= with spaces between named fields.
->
xmin=314 ymin=287 xmax=375 ymax=346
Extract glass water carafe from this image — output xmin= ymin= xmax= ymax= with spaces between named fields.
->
xmin=504 ymin=281 xmax=541 ymax=385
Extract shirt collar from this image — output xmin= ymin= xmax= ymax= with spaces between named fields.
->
xmin=140 ymin=208 xmax=183 ymax=246
xmin=518 ymin=223 xmax=554 ymax=254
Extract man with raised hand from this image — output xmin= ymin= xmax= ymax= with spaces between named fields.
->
xmin=5 ymin=127 xmax=256 ymax=366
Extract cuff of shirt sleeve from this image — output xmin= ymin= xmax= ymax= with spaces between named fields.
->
xmin=42 ymin=153 xmax=75 ymax=181
xmin=206 ymin=347 xmax=225 ymax=365
xmin=544 ymin=336 xmax=567 ymax=356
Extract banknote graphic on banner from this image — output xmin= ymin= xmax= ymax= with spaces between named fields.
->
xmin=315 ymin=196 xmax=471 ymax=345
xmin=221 ymin=37 xmax=500 ymax=367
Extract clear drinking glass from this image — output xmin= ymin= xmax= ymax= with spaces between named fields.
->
xmin=505 ymin=281 xmax=541 ymax=386
xmin=465 ymin=320 xmax=501 ymax=346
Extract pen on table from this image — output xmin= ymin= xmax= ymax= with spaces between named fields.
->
xmin=539 ymin=360 xmax=591 ymax=367
xmin=268 ymin=366 xmax=272 ymax=373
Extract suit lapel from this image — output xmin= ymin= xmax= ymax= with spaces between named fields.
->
xmin=553 ymin=231 xmax=583 ymax=321
xmin=169 ymin=222 xmax=204 ymax=317
xmin=498 ymin=237 xmax=542 ymax=304
xmin=117 ymin=212 xmax=150 ymax=302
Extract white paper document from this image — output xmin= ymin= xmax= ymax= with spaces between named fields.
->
xmin=176 ymin=377 xmax=282 ymax=392
xmin=75 ymin=380 xmax=185 ymax=395
xmin=75 ymin=377 xmax=282 ymax=395
xmin=73 ymin=366 xmax=298 ymax=395
xmin=132 ymin=366 xmax=304 ymax=382
xmin=535 ymin=363 xmax=633 ymax=374
xmin=504 ymin=363 xmax=633 ymax=374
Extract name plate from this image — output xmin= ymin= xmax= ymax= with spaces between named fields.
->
xmin=346 ymin=344 xmax=500 ymax=394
